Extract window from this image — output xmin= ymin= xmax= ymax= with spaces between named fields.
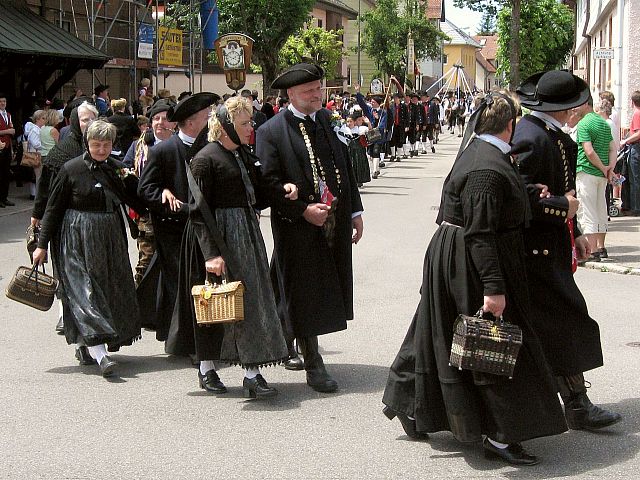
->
xmin=443 ymin=54 xmax=448 ymax=64
xmin=318 ymin=19 xmax=323 ymax=28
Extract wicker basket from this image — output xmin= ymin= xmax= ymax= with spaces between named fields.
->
xmin=191 ymin=279 xmax=245 ymax=325
xmin=449 ymin=312 xmax=522 ymax=378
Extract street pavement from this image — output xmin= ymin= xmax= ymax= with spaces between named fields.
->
xmin=1 ymin=133 xmax=639 ymax=479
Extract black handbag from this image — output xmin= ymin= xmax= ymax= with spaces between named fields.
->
xmin=449 ymin=309 xmax=523 ymax=379
xmin=5 ymin=264 xmax=59 ymax=311
xmin=26 ymin=224 xmax=39 ymax=262
xmin=365 ymin=127 xmax=382 ymax=145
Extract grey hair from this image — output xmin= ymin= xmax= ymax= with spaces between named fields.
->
xmin=86 ymin=119 xmax=117 ymax=143
xmin=77 ymin=101 xmax=99 ymax=118
xmin=32 ymin=110 xmax=46 ymax=122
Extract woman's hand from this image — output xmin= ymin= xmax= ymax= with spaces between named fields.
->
xmin=482 ymin=294 xmax=506 ymax=318
xmin=205 ymin=256 xmax=225 ymax=276
xmin=283 ymin=183 xmax=298 ymax=201
xmin=32 ymin=247 xmax=48 ymax=265
xmin=161 ymin=188 xmax=183 ymax=212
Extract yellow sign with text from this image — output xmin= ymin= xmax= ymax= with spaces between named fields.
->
xmin=158 ymin=26 xmax=183 ymax=66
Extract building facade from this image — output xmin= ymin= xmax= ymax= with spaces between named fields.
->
xmin=441 ymin=19 xmax=481 ymax=92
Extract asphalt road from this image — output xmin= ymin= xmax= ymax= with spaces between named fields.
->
xmin=0 ymin=134 xmax=638 ymax=479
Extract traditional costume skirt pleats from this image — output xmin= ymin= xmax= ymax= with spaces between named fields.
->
xmin=188 ymin=207 xmax=288 ymax=368
xmin=348 ymin=141 xmax=371 ymax=185
xmin=55 ymin=209 xmax=141 ymax=349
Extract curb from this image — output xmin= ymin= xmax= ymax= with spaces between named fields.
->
xmin=579 ymin=261 xmax=640 ymax=275
xmin=0 ymin=206 xmax=32 ymax=219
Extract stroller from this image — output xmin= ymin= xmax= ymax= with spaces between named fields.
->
xmin=609 ymin=145 xmax=630 ymax=217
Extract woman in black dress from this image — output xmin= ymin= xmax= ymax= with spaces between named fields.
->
xmin=172 ymin=96 xmax=297 ymax=398
xmin=382 ymin=92 xmax=567 ymax=465
xmin=33 ymin=120 xmax=145 ymax=378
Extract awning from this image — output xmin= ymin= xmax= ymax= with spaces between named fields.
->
xmin=0 ymin=2 xmax=110 ymax=69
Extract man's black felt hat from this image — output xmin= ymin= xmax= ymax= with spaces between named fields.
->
xmin=517 ymin=70 xmax=590 ymax=112
xmin=147 ymin=98 xmax=177 ymax=120
xmin=271 ymin=63 xmax=325 ymax=90
xmin=167 ymin=92 xmax=220 ymax=122
xmin=94 ymin=84 xmax=109 ymax=96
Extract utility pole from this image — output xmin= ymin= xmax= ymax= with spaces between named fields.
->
xmin=357 ymin=0 xmax=361 ymax=87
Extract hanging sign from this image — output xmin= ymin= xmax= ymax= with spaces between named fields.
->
xmin=214 ymin=33 xmax=254 ymax=91
xmin=370 ymin=78 xmax=384 ymax=95
xmin=593 ymin=48 xmax=614 ymax=60
xmin=138 ymin=24 xmax=154 ymax=60
xmin=158 ymin=26 xmax=183 ymax=66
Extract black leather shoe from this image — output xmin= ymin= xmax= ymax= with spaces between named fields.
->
xmin=75 ymin=346 xmax=97 ymax=365
xmin=243 ymin=374 xmax=278 ymax=399
xmin=431 ymin=146 xmax=436 ymax=153
xmin=383 ymin=406 xmax=429 ymax=440
xmin=565 ymin=393 xmax=622 ymax=430
xmin=299 ymin=336 xmax=338 ymax=392
xmin=2 ymin=199 xmax=14 ymax=206
xmin=483 ymin=439 xmax=539 ymax=466
xmin=306 ymin=368 xmax=338 ymax=392
xmin=284 ymin=355 xmax=304 ymax=371
xmin=198 ymin=369 xmax=227 ymax=394
xmin=99 ymin=355 xmax=117 ymax=377
xmin=55 ymin=317 xmax=64 ymax=335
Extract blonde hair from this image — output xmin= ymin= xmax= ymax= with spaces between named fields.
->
xmin=140 ymin=78 xmax=151 ymax=88
xmin=207 ymin=96 xmax=253 ymax=142
xmin=86 ymin=119 xmax=117 ymax=143
xmin=45 ymin=108 xmax=60 ymax=126
xmin=110 ymin=98 xmax=127 ymax=111
xmin=32 ymin=110 xmax=47 ymax=122
xmin=475 ymin=90 xmax=519 ymax=136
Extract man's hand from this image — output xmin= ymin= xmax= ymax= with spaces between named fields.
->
xmin=205 ymin=256 xmax=225 ymax=276
xmin=303 ymin=203 xmax=330 ymax=226
xmin=354 ymin=84 xmax=361 ymax=93
xmin=352 ymin=215 xmax=363 ymax=244
xmin=482 ymin=294 xmax=506 ymax=318
xmin=0 ymin=140 xmax=5 ymax=150
xmin=161 ymin=188 xmax=183 ymax=212
xmin=534 ymin=183 xmax=551 ymax=198
xmin=565 ymin=189 xmax=579 ymax=219
xmin=283 ymin=183 xmax=298 ymax=200
xmin=30 ymin=217 xmax=40 ymax=227
xmin=575 ymin=235 xmax=591 ymax=260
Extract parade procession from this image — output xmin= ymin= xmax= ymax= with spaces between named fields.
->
xmin=2 ymin=0 xmax=640 ymax=478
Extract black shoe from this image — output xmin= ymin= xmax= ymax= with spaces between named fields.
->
xmin=598 ymin=248 xmax=608 ymax=258
xmin=75 ymin=346 xmax=97 ymax=365
xmin=284 ymin=355 xmax=304 ymax=371
xmin=483 ymin=439 xmax=539 ymax=466
xmin=401 ymin=154 xmax=408 ymax=159
xmin=420 ymin=150 xmax=427 ymax=155
xmin=198 ymin=369 xmax=227 ymax=394
xmin=564 ymin=393 xmax=622 ymax=430
xmin=299 ymin=336 xmax=338 ymax=393
xmin=2 ymin=199 xmax=15 ymax=206
xmin=55 ymin=317 xmax=64 ymax=335
xmin=99 ymin=355 xmax=117 ymax=377
xmin=383 ymin=406 xmax=429 ymax=440
xmin=372 ymin=171 xmax=379 ymax=179
xmin=379 ymin=161 xmax=386 ymax=168
xmin=29 ymin=194 xmax=35 ymax=201
xmin=0 ymin=201 xmax=5 ymax=208
xmin=431 ymin=146 xmax=436 ymax=153
xmin=243 ymin=374 xmax=278 ymax=399
xmin=586 ymin=252 xmax=601 ymax=262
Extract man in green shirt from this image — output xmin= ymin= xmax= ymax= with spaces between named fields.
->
xmin=575 ymin=96 xmax=616 ymax=260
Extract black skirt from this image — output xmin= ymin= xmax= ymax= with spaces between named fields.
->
xmin=382 ymin=224 xmax=567 ymax=444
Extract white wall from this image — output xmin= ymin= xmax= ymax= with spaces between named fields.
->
xmin=152 ymin=73 xmax=265 ymax=99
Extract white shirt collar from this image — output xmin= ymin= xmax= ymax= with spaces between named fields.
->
xmin=178 ymin=130 xmax=196 ymax=146
xmin=153 ymin=134 xmax=162 ymax=145
xmin=531 ymin=110 xmax=563 ymax=131
xmin=288 ymin=104 xmax=317 ymax=121
xmin=476 ymin=134 xmax=511 ymax=154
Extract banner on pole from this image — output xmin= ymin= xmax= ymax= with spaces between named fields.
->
xmin=158 ymin=26 xmax=183 ymax=66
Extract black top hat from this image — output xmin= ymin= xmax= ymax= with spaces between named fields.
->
xmin=271 ymin=63 xmax=325 ymax=90
xmin=517 ymin=70 xmax=590 ymax=112
xmin=94 ymin=84 xmax=109 ymax=96
xmin=167 ymin=92 xmax=220 ymax=122
xmin=147 ymin=98 xmax=177 ymax=120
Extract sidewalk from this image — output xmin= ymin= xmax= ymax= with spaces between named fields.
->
xmin=580 ymin=214 xmax=640 ymax=274
xmin=0 ymin=183 xmax=35 ymax=219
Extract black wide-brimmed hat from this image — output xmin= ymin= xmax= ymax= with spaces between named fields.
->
xmin=167 ymin=92 xmax=220 ymax=122
xmin=517 ymin=70 xmax=590 ymax=112
xmin=147 ymin=98 xmax=177 ymax=120
xmin=271 ymin=63 xmax=325 ymax=90
xmin=63 ymin=96 xmax=94 ymax=119
xmin=94 ymin=84 xmax=109 ymax=96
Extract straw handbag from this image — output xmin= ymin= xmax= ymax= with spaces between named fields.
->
xmin=192 ymin=275 xmax=245 ymax=325
xmin=6 ymin=264 xmax=58 ymax=311
xmin=449 ymin=309 xmax=522 ymax=379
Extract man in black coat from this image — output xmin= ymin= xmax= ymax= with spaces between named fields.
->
xmin=513 ymin=70 xmax=621 ymax=431
xmin=256 ymin=63 xmax=364 ymax=393
xmin=407 ymin=92 xmax=422 ymax=157
xmin=387 ymin=93 xmax=409 ymax=161
xmin=138 ymin=92 xmax=219 ymax=351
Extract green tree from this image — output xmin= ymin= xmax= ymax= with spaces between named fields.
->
xmin=279 ymin=27 xmax=346 ymax=81
xmin=454 ymin=0 xmax=522 ymax=87
xmin=477 ymin=11 xmax=496 ymax=35
xmin=216 ymin=0 xmax=315 ymax=95
xmin=361 ymin=0 xmax=448 ymax=85
xmin=496 ymin=0 xmax=574 ymax=82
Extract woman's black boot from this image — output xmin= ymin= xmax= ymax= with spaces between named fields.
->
xmin=383 ymin=406 xmax=429 ymax=440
